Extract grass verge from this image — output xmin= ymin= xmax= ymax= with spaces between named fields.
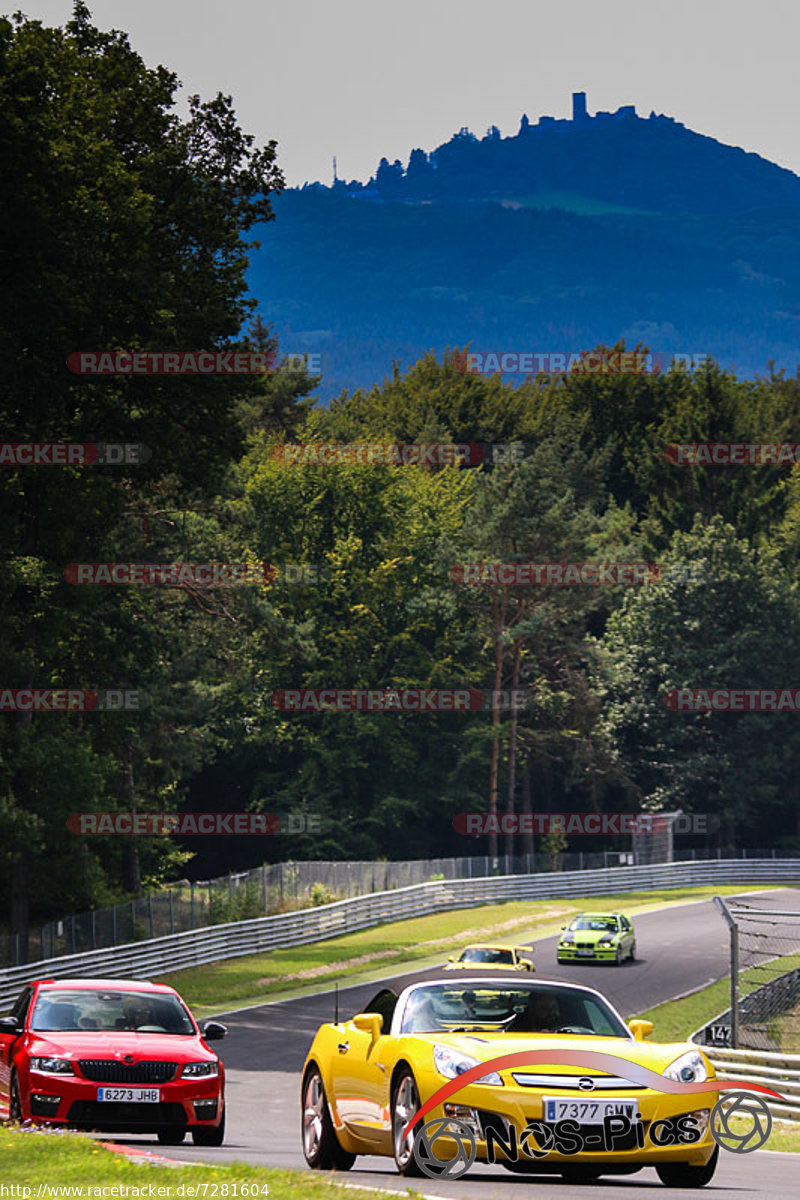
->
xmin=771 ymin=997 xmax=800 ymax=1052
xmin=0 ymin=1127 xmax=398 ymax=1197
xmin=154 ymin=884 xmax=765 ymax=1016
xmin=726 ymin=1118 xmax=800 ymax=1152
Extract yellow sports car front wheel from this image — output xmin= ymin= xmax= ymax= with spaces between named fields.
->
xmin=392 ymin=1068 xmax=424 ymax=1176
xmin=302 ymin=1065 xmax=355 ymax=1171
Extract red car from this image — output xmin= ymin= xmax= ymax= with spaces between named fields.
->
xmin=0 ymin=978 xmax=226 ymax=1145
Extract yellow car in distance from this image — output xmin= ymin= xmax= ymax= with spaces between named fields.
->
xmin=444 ymin=943 xmax=534 ymax=972
xmin=301 ymin=978 xmax=721 ymax=1187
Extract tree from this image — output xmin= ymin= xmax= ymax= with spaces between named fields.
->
xmin=0 ymin=1 xmax=284 ymax=952
xmin=219 ymin=439 xmax=481 ymax=860
xmin=449 ymin=439 xmax=625 ymax=858
xmin=594 ymin=516 xmax=800 ymax=847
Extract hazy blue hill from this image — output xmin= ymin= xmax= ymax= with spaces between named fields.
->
xmin=247 ymin=106 xmax=800 ymax=398
xmin=367 ymin=111 xmax=800 ymax=215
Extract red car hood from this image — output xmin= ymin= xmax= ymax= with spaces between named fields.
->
xmin=28 ymin=1031 xmax=215 ymax=1062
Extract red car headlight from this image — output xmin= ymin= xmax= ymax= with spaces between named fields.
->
xmin=30 ymin=1057 xmax=75 ymax=1075
xmin=181 ymin=1062 xmax=218 ymax=1078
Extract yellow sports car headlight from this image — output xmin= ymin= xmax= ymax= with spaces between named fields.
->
xmin=433 ymin=1044 xmax=503 ymax=1085
xmin=663 ymin=1049 xmax=708 ymax=1083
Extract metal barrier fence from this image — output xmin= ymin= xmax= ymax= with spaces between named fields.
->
xmin=4 ymin=846 xmax=791 ymax=967
xmin=701 ymin=1046 xmax=800 ymax=1123
xmin=9 ymin=852 xmax=629 ymax=967
xmin=0 ymin=857 xmax=797 ymax=1010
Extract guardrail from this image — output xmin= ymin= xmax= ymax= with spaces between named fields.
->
xmin=0 ymin=858 xmax=797 ymax=1010
xmin=27 ymin=851 xmax=643 ymax=968
xmin=10 ymin=846 xmax=793 ymax=967
xmin=701 ymin=1046 xmax=800 ymax=1123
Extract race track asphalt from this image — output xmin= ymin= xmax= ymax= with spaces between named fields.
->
xmin=108 ymin=887 xmax=800 ymax=1198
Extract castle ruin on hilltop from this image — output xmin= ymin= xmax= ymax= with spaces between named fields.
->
xmin=518 ymin=92 xmax=682 ymax=134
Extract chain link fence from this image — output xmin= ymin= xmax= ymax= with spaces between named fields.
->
xmin=2 ymin=845 xmax=792 ymax=967
xmin=696 ymin=898 xmax=800 ymax=1051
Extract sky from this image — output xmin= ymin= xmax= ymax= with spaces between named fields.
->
xmin=19 ymin=1 xmax=800 ymax=187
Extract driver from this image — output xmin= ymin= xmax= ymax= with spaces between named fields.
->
xmin=511 ymin=991 xmax=562 ymax=1033
xmin=123 ymin=997 xmax=156 ymax=1030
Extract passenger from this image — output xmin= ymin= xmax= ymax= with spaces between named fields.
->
xmin=36 ymin=1002 xmax=79 ymax=1031
xmin=403 ymin=991 xmax=440 ymax=1033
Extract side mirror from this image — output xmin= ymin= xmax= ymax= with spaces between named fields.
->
xmin=202 ymin=1021 xmax=227 ymax=1042
xmin=447 ymin=955 xmax=455 ymax=962
xmin=524 ymin=960 xmax=533 ymax=971
xmin=0 ymin=1015 xmax=22 ymax=1035
xmin=560 ymin=925 xmax=566 ymax=931
xmin=352 ymin=1012 xmax=383 ymax=1041
xmin=628 ymin=1019 xmax=654 ymax=1041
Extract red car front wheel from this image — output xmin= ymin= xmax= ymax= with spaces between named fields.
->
xmin=9 ymin=1073 xmax=23 ymax=1122
xmin=192 ymin=1109 xmax=225 ymax=1146
xmin=157 ymin=1129 xmax=186 ymax=1145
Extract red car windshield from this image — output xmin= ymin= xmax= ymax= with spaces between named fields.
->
xmin=30 ymin=989 xmax=196 ymax=1034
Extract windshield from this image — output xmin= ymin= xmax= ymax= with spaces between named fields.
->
xmin=570 ymin=917 xmax=619 ymax=932
xmin=399 ymin=983 xmax=629 ymax=1037
xmin=460 ymin=948 xmax=514 ymax=964
xmin=30 ymin=989 xmax=196 ymax=1034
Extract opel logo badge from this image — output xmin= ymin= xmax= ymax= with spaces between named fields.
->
xmin=578 ymin=1077 xmax=595 ymax=1091
xmin=123 ymin=1055 xmax=134 ymax=1064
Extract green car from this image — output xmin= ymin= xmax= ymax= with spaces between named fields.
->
xmin=557 ymin=911 xmax=636 ymax=965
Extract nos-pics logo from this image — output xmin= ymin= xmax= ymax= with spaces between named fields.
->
xmin=412 ymin=1092 xmax=774 ymax=1180
xmin=413 ymin=1117 xmax=476 ymax=1180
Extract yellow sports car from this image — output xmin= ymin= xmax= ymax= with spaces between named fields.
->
xmin=444 ymin=943 xmax=534 ymax=972
xmin=301 ymin=977 xmax=721 ymax=1186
